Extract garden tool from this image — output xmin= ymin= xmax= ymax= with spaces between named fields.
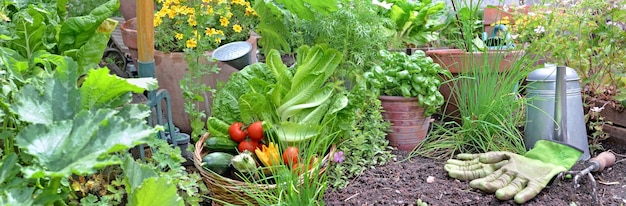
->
xmin=212 ymin=41 xmax=253 ymax=70
xmin=525 ymin=64 xmax=591 ymax=160
xmin=444 ymin=140 xmax=582 ymax=204
xmin=557 ymin=151 xmax=616 ymax=202
xmin=482 ymin=24 xmax=516 ymax=50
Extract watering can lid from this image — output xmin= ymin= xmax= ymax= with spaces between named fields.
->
xmin=212 ymin=41 xmax=252 ymax=62
xmin=527 ymin=63 xmax=580 ymax=82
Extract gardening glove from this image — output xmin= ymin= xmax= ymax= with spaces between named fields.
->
xmin=444 ymin=140 xmax=582 ymax=204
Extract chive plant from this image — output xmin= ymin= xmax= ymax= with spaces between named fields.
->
xmin=414 ymin=0 xmax=533 ymax=159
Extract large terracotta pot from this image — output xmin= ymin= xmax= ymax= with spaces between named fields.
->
xmin=154 ymin=37 xmax=258 ymax=134
xmin=120 ymin=0 xmax=137 ymax=21
xmin=379 ymin=96 xmax=431 ymax=151
xmin=120 ymin=17 xmax=137 ymax=50
xmin=425 ymin=49 xmax=524 ymax=119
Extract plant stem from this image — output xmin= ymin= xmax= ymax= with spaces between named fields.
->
xmin=450 ymin=0 xmax=468 ymax=50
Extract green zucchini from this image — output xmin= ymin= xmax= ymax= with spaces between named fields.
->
xmin=201 ymin=152 xmax=234 ymax=176
xmin=204 ymin=136 xmax=238 ymax=153
xmin=207 ymin=117 xmax=231 ymax=137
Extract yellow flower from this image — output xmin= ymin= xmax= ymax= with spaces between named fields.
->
xmin=219 ymin=16 xmax=229 ymax=26
xmin=215 ymin=38 xmax=222 ymax=44
xmin=216 ymin=29 xmax=224 ymax=35
xmin=255 ymin=142 xmax=281 ymax=167
xmin=205 ymin=27 xmax=217 ymax=36
xmin=175 ymin=32 xmax=183 ymax=40
xmin=186 ymin=38 xmax=197 ymax=48
xmin=233 ymin=24 xmax=242 ymax=33
xmin=218 ymin=0 xmax=226 ymax=4
xmin=154 ymin=16 xmax=163 ymax=27
xmin=245 ymin=7 xmax=257 ymax=16
xmin=205 ymin=6 xmax=214 ymax=15
xmin=188 ymin=15 xmax=197 ymax=26
xmin=202 ymin=0 xmax=211 ymax=3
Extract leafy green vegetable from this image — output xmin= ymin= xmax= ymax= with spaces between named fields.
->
xmin=80 ymin=68 xmax=148 ymax=110
xmin=211 ymin=63 xmax=275 ymax=124
xmin=382 ymin=0 xmax=446 ymax=48
xmin=364 ymin=50 xmax=449 ymax=116
xmin=129 ymin=177 xmax=184 ymax=206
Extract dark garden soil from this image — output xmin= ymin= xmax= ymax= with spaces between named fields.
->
xmin=323 ymin=138 xmax=626 ymax=206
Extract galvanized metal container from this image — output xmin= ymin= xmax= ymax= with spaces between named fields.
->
xmin=525 ymin=64 xmax=590 ymax=160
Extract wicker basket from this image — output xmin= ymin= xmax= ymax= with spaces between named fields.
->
xmin=193 ymin=133 xmax=333 ymax=205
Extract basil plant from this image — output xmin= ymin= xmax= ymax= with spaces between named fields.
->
xmin=364 ymin=50 xmax=450 ymax=116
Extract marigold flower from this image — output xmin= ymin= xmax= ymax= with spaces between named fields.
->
xmin=154 ymin=16 xmax=163 ymax=27
xmin=255 ymin=142 xmax=281 ymax=167
xmin=215 ymin=38 xmax=222 ymax=44
xmin=175 ymin=32 xmax=184 ymax=40
xmin=233 ymin=24 xmax=242 ymax=33
xmin=205 ymin=27 xmax=217 ymax=36
xmin=219 ymin=16 xmax=229 ymax=26
xmin=188 ymin=15 xmax=197 ymax=26
xmin=186 ymin=38 xmax=197 ymax=48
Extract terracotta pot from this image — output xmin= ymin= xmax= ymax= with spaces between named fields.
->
xmin=482 ymin=5 xmax=531 ymax=36
xmin=425 ymin=49 xmax=524 ymax=119
xmin=120 ymin=17 xmax=137 ymax=50
xmin=154 ymin=36 xmax=258 ymax=134
xmin=379 ymin=96 xmax=431 ymax=151
xmin=120 ymin=0 xmax=137 ymax=21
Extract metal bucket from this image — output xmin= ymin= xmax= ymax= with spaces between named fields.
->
xmin=525 ymin=64 xmax=590 ymax=160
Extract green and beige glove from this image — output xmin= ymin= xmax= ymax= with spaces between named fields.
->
xmin=444 ymin=140 xmax=582 ymax=204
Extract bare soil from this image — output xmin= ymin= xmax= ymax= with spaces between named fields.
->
xmin=323 ymin=138 xmax=626 ymax=206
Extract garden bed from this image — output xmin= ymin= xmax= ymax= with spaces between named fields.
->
xmin=323 ymin=138 xmax=626 ymax=205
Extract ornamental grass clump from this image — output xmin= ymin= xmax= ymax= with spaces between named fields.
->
xmin=153 ymin=0 xmax=258 ymax=52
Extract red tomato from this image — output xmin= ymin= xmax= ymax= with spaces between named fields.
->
xmin=238 ymin=139 xmax=258 ymax=153
xmin=247 ymin=121 xmax=264 ymax=141
xmin=282 ymin=146 xmax=299 ymax=167
xmin=228 ymin=122 xmax=247 ymax=142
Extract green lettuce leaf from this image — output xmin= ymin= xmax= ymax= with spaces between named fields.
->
xmin=211 ymin=63 xmax=275 ymax=124
xmin=16 ymin=109 xmax=153 ymax=178
xmin=129 ymin=177 xmax=183 ymax=206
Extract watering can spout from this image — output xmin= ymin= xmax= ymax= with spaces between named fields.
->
xmin=554 ymin=66 xmax=568 ymax=143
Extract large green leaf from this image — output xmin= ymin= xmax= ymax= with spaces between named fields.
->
xmin=57 ymin=0 xmax=119 ymax=53
xmin=15 ymin=109 xmax=153 ymax=178
xmin=122 ymin=156 xmax=157 ymax=194
xmin=129 ymin=177 xmax=183 ymax=206
xmin=1 ymin=187 xmax=35 ymax=206
xmin=12 ymin=59 xmax=80 ymax=125
xmin=74 ymin=18 xmax=118 ymax=73
xmin=11 ymin=7 xmax=46 ymax=60
xmin=80 ymin=68 xmax=146 ymax=110
xmin=238 ymin=92 xmax=273 ymax=123
xmin=253 ymin=1 xmax=290 ymax=54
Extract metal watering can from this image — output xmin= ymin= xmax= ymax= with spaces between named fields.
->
xmin=525 ymin=64 xmax=590 ymax=160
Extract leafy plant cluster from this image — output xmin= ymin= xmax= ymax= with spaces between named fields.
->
xmin=511 ymin=0 xmax=626 ymax=106
xmin=365 ymin=50 xmax=450 ymax=116
xmin=378 ymin=0 xmax=446 ymax=49
xmin=327 ymin=78 xmax=394 ymax=189
xmin=0 ymin=0 xmax=207 ymax=204
xmin=415 ymin=0 xmax=529 ymax=159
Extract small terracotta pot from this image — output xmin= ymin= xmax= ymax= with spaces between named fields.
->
xmin=379 ymin=96 xmax=431 ymax=151
xmin=120 ymin=17 xmax=138 ymax=50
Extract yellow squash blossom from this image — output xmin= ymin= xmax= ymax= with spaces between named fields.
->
xmin=255 ymin=142 xmax=280 ymax=167
xmin=186 ymin=38 xmax=197 ymax=48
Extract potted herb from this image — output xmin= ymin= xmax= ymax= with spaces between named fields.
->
xmin=364 ymin=50 xmax=450 ymax=151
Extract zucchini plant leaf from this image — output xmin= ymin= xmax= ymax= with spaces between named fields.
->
xmin=15 ymin=109 xmax=153 ymax=178
xmin=1 ymin=187 xmax=36 ymax=206
xmin=121 ymin=156 xmax=157 ymax=194
xmin=12 ymin=58 xmax=81 ymax=125
xmin=79 ymin=68 xmax=146 ymax=110
xmin=129 ymin=177 xmax=183 ymax=206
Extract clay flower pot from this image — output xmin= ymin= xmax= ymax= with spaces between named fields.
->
xmin=120 ymin=17 xmax=137 ymax=50
xmin=425 ymin=49 xmax=524 ymax=118
xmin=379 ymin=95 xmax=431 ymax=151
